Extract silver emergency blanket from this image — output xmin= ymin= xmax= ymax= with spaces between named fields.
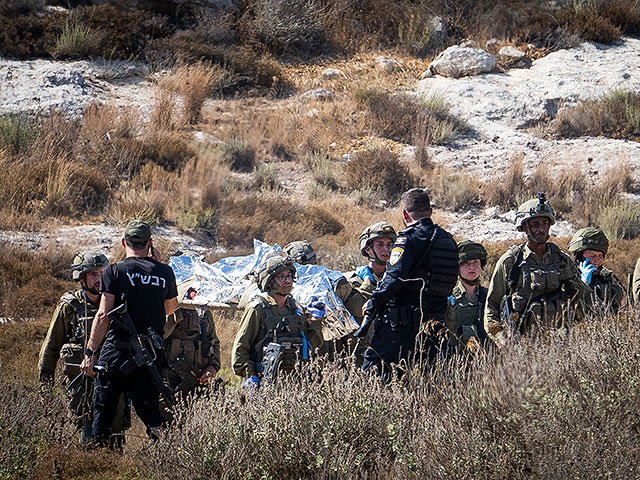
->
xmin=169 ymin=240 xmax=359 ymax=340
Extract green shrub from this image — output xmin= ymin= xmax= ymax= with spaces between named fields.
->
xmin=251 ymin=163 xmax=281 ymax=190
xmin=0 ymin=114 xmax=37 ymax=156
xmin=176 ymin=205 xmax=217 ymax=231
xmin=597 ymin=201 xmax=640 ymax=240
xmin=301 ymin=151 xmax=339 ymax=190
xmin=53 ymin=18 xmax=103 ymax=59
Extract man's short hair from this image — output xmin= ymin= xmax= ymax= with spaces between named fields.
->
xmin=125 ymin=239 xmax=148 ymax=250
xmin=401 ymin=188 xmax=431 ymax=215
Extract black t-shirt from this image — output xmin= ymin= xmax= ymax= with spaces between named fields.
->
xmin=101 ymin=257 xmax=178 ymax=338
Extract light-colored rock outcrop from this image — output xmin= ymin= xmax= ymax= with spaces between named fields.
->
xmin=428 ymin=45 xmax=496 ymax=78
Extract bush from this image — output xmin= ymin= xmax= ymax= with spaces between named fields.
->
xmin=0 ymin=12 xmax=65 ymax=58
xmin=0 ymin=114 xmax=37 ymax=156
xmin=425 ymin=167 xmax=481 ymax=211
xmin=549 ymin=90 xmax=640 ymax=141
xmin=53 ymin=17 xmax=104 ymax=59
xmin=242 ymin=0 xmax=326 ymax=55
xmin=220 ymin=138 xmax=257 ymax=172
xmin=597 ymin=201 xmax=640 ymax=240
xmin=0 ymin=0 xmax=44 ymax=15
xmin=301 ymin=151 xmax=339 ymax=190
xmin=344 ymin=147 xmax=413 ymax=201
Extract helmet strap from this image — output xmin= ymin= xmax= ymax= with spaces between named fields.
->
xmin=81 ymin=281 xmax=100 ymax=297
xmin=366 ymin=244 xmax=386 ymax=266
xmin=524 ymin=222 xmax=549 ymax=245
xmin=460 ymin=275 xmax=480 ymax=286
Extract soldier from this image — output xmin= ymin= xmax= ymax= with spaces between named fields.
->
xmin=38 ymin=251 xmax=129 ymax=445
xmin=161 ymin=282 xmax=221 ymax=420
xmin=484 ymin=194 xmax=588 ymax=346
xmin=81 ymin=220 xmax=178 ymax=444
xmin=357 ymin=188 xmax=458 ymax=379
xmin=568 ymin=227 xmax=624 ymax=314
xmin=445 ymin=241 xmax=489 ymax=354
xmin=231 ymin=256 xmax=324 ymax=387
xmin=237 ymin=241 xmax=317 ymax=310
xmin=342 ymin=222 xmax=397 ymax=326
xmin=283 ymin=241 xmax=317 ymax=265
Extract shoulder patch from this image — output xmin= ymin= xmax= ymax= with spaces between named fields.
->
xmin=389 ymin=247 xmax=404 ymax=266
xmin=395 ymin=236 xmax=407 ymax=245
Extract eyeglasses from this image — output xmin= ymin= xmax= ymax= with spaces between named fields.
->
xmin=274 ymin=271 xmax=293 ymax=283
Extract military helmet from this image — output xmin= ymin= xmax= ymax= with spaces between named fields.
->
xmin=359 ymin=222 xmax=397 ymax=256
xmin=568 ymin=227 xmax=609 ymax=254
xmin=257 ymin=256 xmax=296 ymax=292
xmin=457 ymin=240 xmax=487 ymax=267
xmin=283 ymin=241 xmax=316 ymax=265
xmin=71 ymin=250 xmax=109 ymax=281
xmin=514 ymin=193 xmax=556 ymax=231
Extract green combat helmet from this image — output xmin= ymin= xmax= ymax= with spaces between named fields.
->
xmin=568 ymin=227 xmax=609 ymax=254
xmin=283 ymin=241 xmax=317 ymax=265
xmin=71 ymin=251 xmax=109 ymax=281
xmin=457 ymin=240 xmax=487 ymax=267
xmin=514 ymin=192 xmax=556 ymax=231
xmin=257 ymin=256 xmax=297 ymax=292
xmin=359 ymin=222 xmax=397 ymax=257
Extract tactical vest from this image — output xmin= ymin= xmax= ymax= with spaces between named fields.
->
xmin=409 ymin=225 xmax=458 ymax=298
xmin=449 ymin=285 xmax=487 ymax=344
xmin=252 ymin=295 xmax=309 ymax=372
xmin=59 ymin=291 xmax=97 ymax=377
xmin=166 ymin=309 xmax=214 ymax=369
xmin=507 ymin=243 xmax=573 ymax=328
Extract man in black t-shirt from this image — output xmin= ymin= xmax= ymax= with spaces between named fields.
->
xmin=81 ymin=220 xmax=178 ymax=444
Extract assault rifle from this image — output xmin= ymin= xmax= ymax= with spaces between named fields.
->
xmin=260 ymin=342 xmax=283 ymax=381
xmin=108 ymin=302 xmax=175 ymax=408
xmin=500 ymin=295 xmax=520 ymax=344
xmin=350 ymin=309 xmax=379 ymax=357
xmin=65 ymin=363 xmax=107 ymax=374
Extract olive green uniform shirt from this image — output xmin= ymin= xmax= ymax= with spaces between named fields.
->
xmin=342 ymin=270 xmax=377 ymax=324
xmin=231 ymin=293 xmax=323 ymax=377
xmin=484 ymin=242 xmax=588 ymax=342
xmin=588 ymin=267 xmax=624 ymax=314
xmin=445 ymin=282 xmax=487 ymax=349
xmin=164 ymin=308 xmax=221 ymax=373
xmin=38 ymin=289 xmax=97 ymax=383
xmin=632 ymin=257 xmax=640 ymax=305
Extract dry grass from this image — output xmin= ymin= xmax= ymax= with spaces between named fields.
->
xmin=549 ymin=90 xmax=640 ymax=141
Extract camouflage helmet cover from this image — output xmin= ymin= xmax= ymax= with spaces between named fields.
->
xmin=359 ymin=221 xmax=397 ymax=256
xmin=283 ymin=241 xmax=316 ymax=264
xmin=568 ymin=227 xmax=609 ymax=254
xmin=457 ymin=240 xmax=487 ymax=267
xmin=72 ymin=250 xmax=109 ymax=281
xmin=257 ymin=256 xmax=297 ymax=292
xmin=514 ymin=193 xmax=556 ymax=231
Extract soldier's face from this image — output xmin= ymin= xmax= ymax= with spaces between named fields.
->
xmin=84 ymin=268 xmax=103 ymax=292
xmin=525 ymin=217 xmax=550 ymax=244
xmin=583 ymin=249 xmax=605 ymax=269
xmin=270 ymin=270 xmax=293 ymax=296
xmin=459 ymin=259 xmax=482 ymax=282
xmin=367 ymin=238 xmax=394 ymax=262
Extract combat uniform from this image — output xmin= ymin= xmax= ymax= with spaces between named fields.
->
xmin=445 ymin=282 xmax=488 ymax=351
xmin=163 ymin=308 xmax=221 ymax=396
xmin=484 ymin=243 xmax=587 ymax=342
xmin=342 ymin=267 xmax=378 ymax=325
xmin=589 ymin=267 xmax=624 ymax=314
xmin=38 ymin=289 xmax=129 ymax=442
xmin=231 ymin=292 xmax=323 ymax=378
xmin=361 ymin=217 xmax=458 ymax=377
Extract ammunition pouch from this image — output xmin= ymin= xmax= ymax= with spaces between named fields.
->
xmin=61 ymin=343 xmax=84 ymax=377
xmin=261 ymin=342 xmax=283 ymax=381
xmin=380 ymin=306 xmax=420 ymax=332
xmin=169 ymin=355 xmax=201 ymax=393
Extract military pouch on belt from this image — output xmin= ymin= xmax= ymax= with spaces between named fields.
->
xmin=383 ymin=307 xmax=419 ymax=331
xmin=61 ymin=343 xmax=84 ymax=376
xmin=529 ymin=268 xmax=560 ymax=292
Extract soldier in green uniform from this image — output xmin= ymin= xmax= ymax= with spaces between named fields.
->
xmin=38 ymin=251 xmax=129 ymax=445
xmin=342 ymin=222 xmax=397 ymax=325
xmin=237 ymin=241 xmax=317 ymax=310
xmin=445 ymin=241 xmax=488 ymax=354
xmin=484 ymin=194 xmax=589 ymax=346
xmin=568 ymin=227 xmax=624 ymax=315
xmin=231 ymin=256 xmax=324 ymax=387
xmin=161 ymin=280 xmax=221 ymax=420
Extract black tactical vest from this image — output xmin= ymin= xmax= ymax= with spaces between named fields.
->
xmin=410 ymin=225 xmax=459 ymax=298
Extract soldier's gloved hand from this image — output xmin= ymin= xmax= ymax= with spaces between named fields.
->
xmin=306 ymin=296 xmax=326 ymax=319
xmin=242 ymin=375 xmax=260 ymax=389
xmin=578 ymin=259 xmax=597 ymax=285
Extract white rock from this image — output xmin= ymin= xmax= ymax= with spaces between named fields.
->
xmin=421 ymin=69 xmax=434 ymax=79
xmin=486 ymin=38 xmax=501 ymax=49
xmin=300 ymin=88 xmax=333 ymax=101
xmin=329 ymin=142 xmax=337 ymax=149
xmin=375 ymin=56 xmax=400 ymax=73
xmin=499 ymin=46 xmax=526 ymax=59
xmin=484 ymin=206 xmax=501 ymax=218
xmin=428 ymin=16 xmax=448 ymax=46
xmin=460 ymin=40 xmax=476 ymax=48
xmin=193 ymin=131 xmax=222 ymax=144
xmin=321 ymin=68 xmax=342 ymax=79
xmin=429 ymin=46 xmax=495 ymax=78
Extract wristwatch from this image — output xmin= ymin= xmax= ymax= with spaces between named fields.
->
xmin=85 ymin=348 xmax=97 ymax=357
